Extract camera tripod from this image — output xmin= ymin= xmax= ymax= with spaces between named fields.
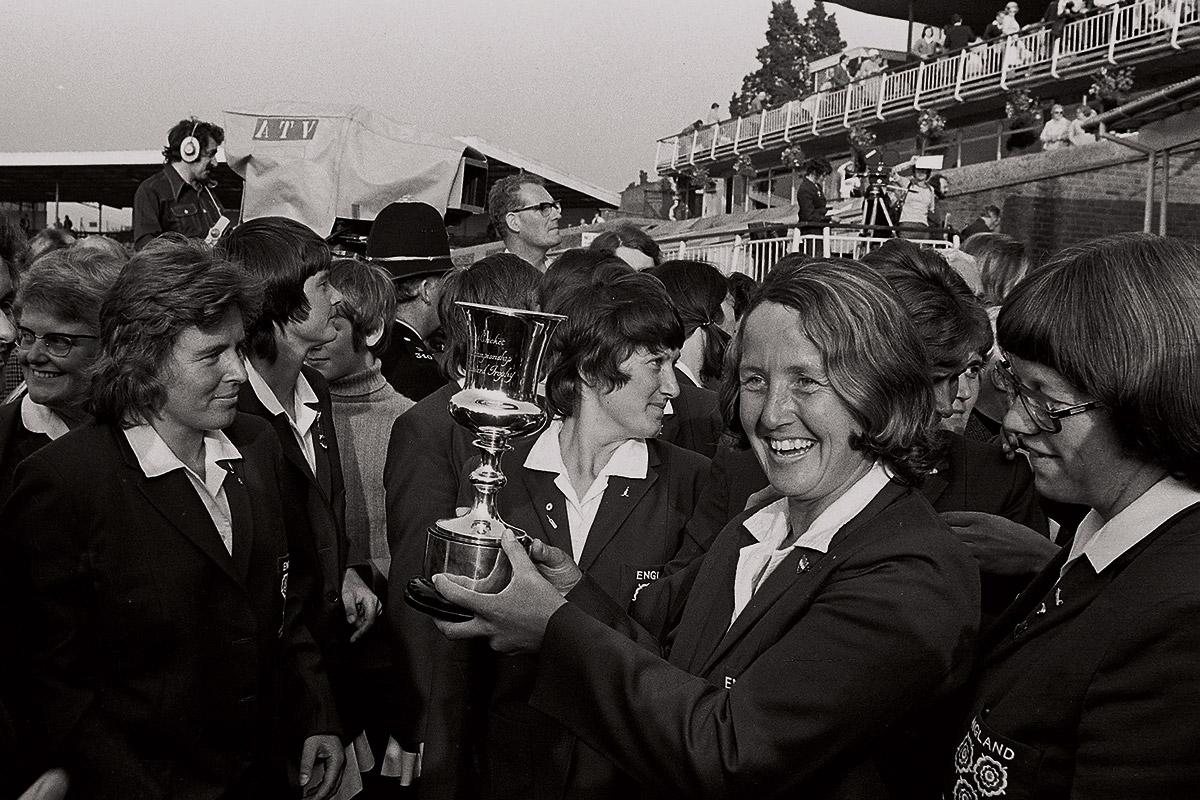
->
xmin=861 ymin=182 xmax=895 ymax=236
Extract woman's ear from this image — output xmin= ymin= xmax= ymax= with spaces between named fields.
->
xmin=365 ymin=324 xmax=385 ymax=349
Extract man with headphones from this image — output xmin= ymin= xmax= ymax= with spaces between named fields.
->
xmin=132 ymin=117 xmax=228 ymax=250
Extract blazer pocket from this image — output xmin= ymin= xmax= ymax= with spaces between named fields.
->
xmin=621 ymin=562 xmax=666 ymax=607
xmin=951 ymin=708 xmax=1043 ymax=800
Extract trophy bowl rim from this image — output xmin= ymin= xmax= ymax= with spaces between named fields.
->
xmin=455 ymin=300 xmax=567 ymax=322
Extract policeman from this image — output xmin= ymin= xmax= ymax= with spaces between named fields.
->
xmin=366 ymin=201 xmax=453 ymax=402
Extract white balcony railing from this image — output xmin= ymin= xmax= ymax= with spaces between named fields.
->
xmin=662 ymin=229 xmax=957 ymax=282
xmin=655 ymin=0 xmax=1200 ymax=172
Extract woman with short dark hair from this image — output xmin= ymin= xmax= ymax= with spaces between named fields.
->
xmin=951 ymin=232 xmax=1200 ymax=798
xmin=433 ymin=259 xmax=979 ymax=800
xmin=425 ymin=268 xmax=711 ymax=800
xmin=2 ymin=237 xmax=346 ymax=799
xmin=647 ymin=259 xmax=732 ymax=393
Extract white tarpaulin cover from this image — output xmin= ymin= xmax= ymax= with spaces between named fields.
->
xmin=223 ymin=102 xmax=469 ymax=235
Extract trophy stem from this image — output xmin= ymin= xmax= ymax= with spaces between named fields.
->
xmin=463 ymin=429 xmax=510 ymax=538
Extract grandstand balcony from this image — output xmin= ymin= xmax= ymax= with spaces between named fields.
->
xmin=655 ymin=0 xmax=1200 ymax=178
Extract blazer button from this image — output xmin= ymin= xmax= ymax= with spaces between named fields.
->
xmin=1013 ymin=621 xmax=1029 ymax=636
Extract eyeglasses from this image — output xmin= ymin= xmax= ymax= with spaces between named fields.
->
xmin=16 ymin=326 xmax=99 ymax=357
xmin=996 ymin=357 xmax=1102 ymax=433
xmin=510 ymin=200 xmax=561 ymax=217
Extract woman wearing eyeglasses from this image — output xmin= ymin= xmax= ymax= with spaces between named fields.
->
xmin=0 ymin=246 xmax=124 ymax=501
xmin=949 ymin=232 xmax=1200 ymax=798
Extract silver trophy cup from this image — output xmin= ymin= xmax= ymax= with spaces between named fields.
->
xmin=405 ymin=301 xmax=565 ymax=621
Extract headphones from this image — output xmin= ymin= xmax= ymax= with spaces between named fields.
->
xmin=180 ymin=119 xmax=202 ymax=163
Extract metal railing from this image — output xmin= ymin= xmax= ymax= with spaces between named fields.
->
xmin=654 ymin=0 xmax=1200 ymax=172
xmin=662 ymin=227 xmax=958 ymax=282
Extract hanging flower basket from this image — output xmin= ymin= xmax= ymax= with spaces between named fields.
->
xmin=918 ymin=109 xmax=946 ymax=142
xmin=733 ymin=153 xmax=757 ymax=179
xmin=1089 ymin=65 xmax=1135 ymax=109
xmin=688 ymin=164 xmax=711 ymax=193
xmin=781 ymin=144 xmax=806 ymax=170
xmin=848 ymin=124 xmax=877 ymax=152
xmin=1003 ymin=89 xmax=1042 ymax=151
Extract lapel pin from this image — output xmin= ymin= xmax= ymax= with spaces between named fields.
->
xmin=314 ymin=411 xmax=328 ymax=450
xmin=621 ymin=486 xmax=630 ymax=498
xmin=1035 ymin=602 xmax=1047 ymax=616
xmin=547 ymin=517 xmax=558 ymax=529
xmin=545 ymin=502 xmax=553 ymax=511
xmin=1054 ymin=587 xmax=1064 ymax=607
xmin=796 ymin=555 xmax=810 ymax=574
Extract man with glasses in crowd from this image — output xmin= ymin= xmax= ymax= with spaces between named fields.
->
xmin=487 ymin=174 xmax=562 ymax=271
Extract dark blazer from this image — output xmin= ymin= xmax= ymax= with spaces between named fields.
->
xmin=797 ymin=176 xmax=829 ymax=231
xmin=958 ymin=217 xmax=992 ymax=242
xmin=382 ymin=381 xmax=476 ymax=754
xmin=687 ymin=434 xmax=1048 ymax=618
xmin=434 ymin=436 xmax=709 ymax=800
xmin=0 ymin=416 xmax=340 ymax=800
xmin=658 ymin=369 xmax=722 ymax=460
xmin=529 ymin=482 xmax=979 ymax=800
xmin=954 ymin=502 xmax=1200 ymax=799
xmin=378 ymin=320 xmax=445 ymax=402
xmin=237 ymin=366 xmax=349 ymax=653
xmin=0 ymin=397 xmax=52 ymax=505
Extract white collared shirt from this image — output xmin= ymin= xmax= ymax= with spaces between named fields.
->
xmin=1065 ymin=476 xmax=1200 ymax=576
xmin=20 ymin=394 xmax=70 ymax=440
xmin=245 ymin=359 xmax=320 ymax=473
xmin=523 ymin=419 xmax=648 ymax=558
xmin=731 ymin=462 xmax=891 ymax=626
xmin=675 ymin=361 xmax=701 ymax=389
xmin=123 ymin=423 xmax=243 ymax=555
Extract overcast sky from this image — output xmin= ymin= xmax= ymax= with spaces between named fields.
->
xmin=2 ymin=1 xmax=906 ymax=199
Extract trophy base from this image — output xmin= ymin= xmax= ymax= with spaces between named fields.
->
xmin=405 ymin=576 xmax=475 ymax=622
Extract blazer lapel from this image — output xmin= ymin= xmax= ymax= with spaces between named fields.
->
xmin=308 ymin=402 xmax=334 ymax=501
xmin=220 ymin=459 xmax=256 ymax=583
xmin=666 ymin=524 xmax=748 ymax=673
xmin=517 ymin=468 xmax=573 ymax=555
xmin=133 ymin=466 xmax=240 ymax=585
xmin=693 ymin=483 xmax=904 ymax=675
xmin=576 ymin=452 xmax=660 ymax=571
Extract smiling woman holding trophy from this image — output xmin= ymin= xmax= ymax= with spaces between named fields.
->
xmin=409 ymin=266 xmax=711 ymax=800
xmin=433 ymin=259 xmax=980 ymax=800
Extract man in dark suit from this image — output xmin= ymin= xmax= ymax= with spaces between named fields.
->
xmin=958 ymin=205 xmax=1001 ymax=241
xmin=367 ymin=201 xmax=454 ymax=402
xmin=796 ymin=158 xmax=832 ymax=234
xmin=2 ymin=239 xmax=344 ymax=799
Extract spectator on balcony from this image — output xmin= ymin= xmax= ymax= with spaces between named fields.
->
xmin=911 ymin=25 xmax=943 ymax=60
xmin=749 ymin=91 xmax=768 ymax=114
xmin=1070 ymin=104 xmax=1100 ymax=145
xmin=1040 ymin=104 xmax=1072 ymax=150
xmin=796 ymin=158 xmax=832 ymax=234
xmin=830 ymin=54 xmax=853 ymax=88
xmin=984 ymin=10 xmax=1007 ymax=39
xmin=705 ymin=102 xmax=722 ymax=126
xmin=1002 ymin=1 xmax=1023 ymax=33
xmin=944 ymin=13 xmax=975 ymax=51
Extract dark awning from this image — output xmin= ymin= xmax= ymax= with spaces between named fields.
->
xmin=831 ymin=1 xmax=1023 ymax=39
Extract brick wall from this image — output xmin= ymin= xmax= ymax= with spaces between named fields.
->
xmin=941 ymin=142 xmax=1200 ymax=260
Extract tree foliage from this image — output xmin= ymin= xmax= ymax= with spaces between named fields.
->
xmin=730 ymin=1 xmax=846 ymax=117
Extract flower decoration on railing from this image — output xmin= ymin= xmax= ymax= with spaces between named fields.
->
xmin=686 ymin=164 xmax=713 ymax=193
xmin=1004 ymin=89 xmax=1041 ymax=123
xmin=1088 ymin=65 xmax=1135 ymax=104
xmin=733 ymin=153 xmax=757 ymax=179
xmin=918 ymin=109 xmax=946 ymax=142
xmin=848 ymin=124 xmax=878 ymax=152
xmin=781 ymin=144 xmax=806 ymax=170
